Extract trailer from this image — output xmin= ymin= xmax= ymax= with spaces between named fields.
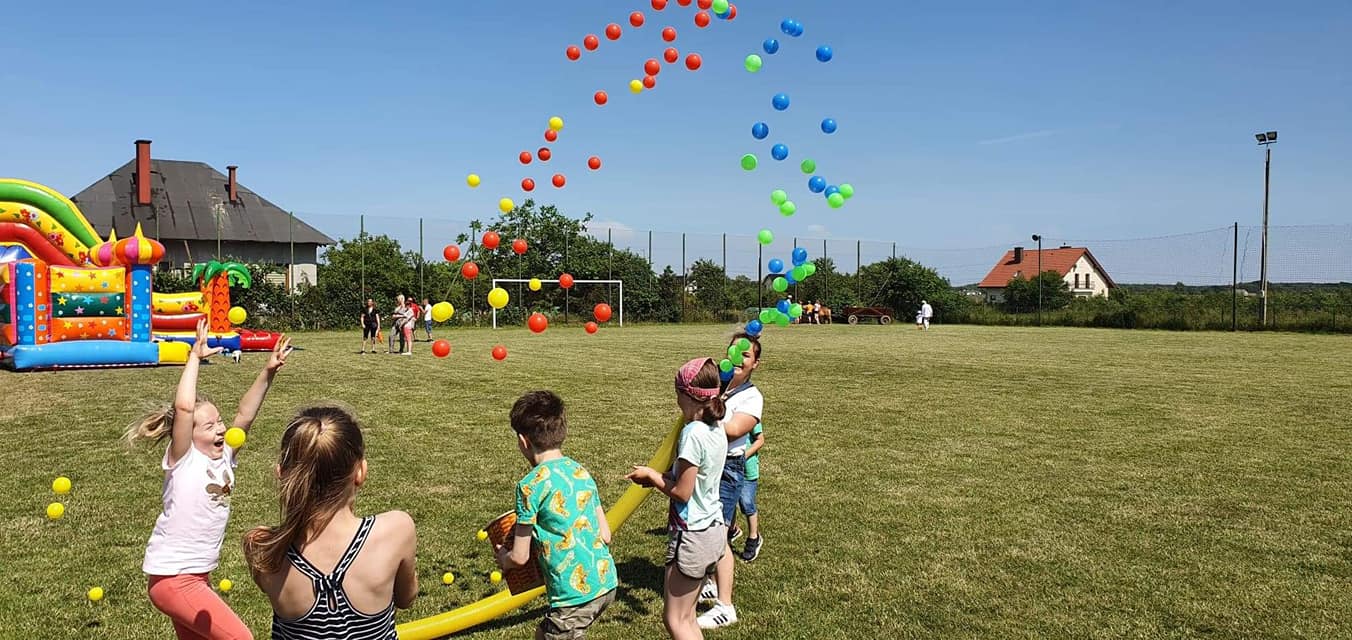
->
xmin=837 ymin=305 xmax=895 ymax=325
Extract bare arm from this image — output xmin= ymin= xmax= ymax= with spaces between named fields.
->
xmin=169 ymin=320 xmax=222 ymax=466
xmin=231 ymin=335 xmax=292 ymax=434
xmin=390 ymin=511 xmax=419 ymax=609
xmin=595 ymin=505 xmax=612 ymax=545
xmin=723 ymin=412 xmax=759 ymax=440
xmin=497 ymin=524 xmax=534 ymax=568
xmin=627 ymin=459 xmax=697 ymax=503
xmin=745 ymin=430 xmax=765 ymax=457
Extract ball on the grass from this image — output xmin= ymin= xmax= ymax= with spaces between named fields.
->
xmin=476 ymin=529 xmax=489 ymax=541
xmin=490 ymin=571 xmax=503 ymax=584
xmin=52 ymin=476 xmax=72 ymax=495
xmin=218 ymin=579 xmax=233 ymax=592
xmin=46 ymin=502 xmax=65 ymax=520
xmin=442 ymin=572 xmax=455 ymax=585
xmin=87 ymin=587 xmax=104 ymax=602
xmin=227 ymin=306 xmax=247 ymax=325
xmin=432 ymin=340 xmax=452 ymax=358
xmin=224 ymin=427 xmax=246 ymax=449
xmin=585 ymin=322 xmax=599 ymax=334
xmin=492 ymin=345 xmax=508 ymax=361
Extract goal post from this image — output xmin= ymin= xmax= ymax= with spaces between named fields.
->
xmin=489 ymin=278 xmax=624 ymax=329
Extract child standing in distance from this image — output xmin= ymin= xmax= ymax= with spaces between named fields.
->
xmin=497 ymin=391 xmax=617 ymax=639
xmin=737 ymin=422 xmax=765 ymax=561
xmin=627 ymin=358 xmax=728 ymax=640
xmin=360 ymin=298 xmax=381 ymax=354
xmin=697 ymin=332 xmax=764 ymax=630
xmin=126 ymin=320 xmax=292 ymax=640
xmin=244 ymin=406 xmax=418 ymax=640
xmin=421 ymin=297 xmax=434 ymax=341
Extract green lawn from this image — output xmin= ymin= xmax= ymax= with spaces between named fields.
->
xmin=2 ymin=325 xmax=1350 ymax=639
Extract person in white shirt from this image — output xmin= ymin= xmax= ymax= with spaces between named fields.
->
xmin=921 ymin=300 xmax=934 ymax=330
xmin=125 ymin=319 xmax=292 ymax=640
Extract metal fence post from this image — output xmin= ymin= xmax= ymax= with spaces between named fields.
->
xmin=608 ymin=228 xmax=614 ymax=303
xmin=359 ymin=214 xmax=366 ymax=299
xmin=823 ymin=238 xmax=829 ymax=305
xmin=757 ymin=242 xmax=763 ymax=309
xmin=418 ymin=217 xmax=425 ymax=302
xmin=1232 ymin=222 xmax=1239 ymax=331
xmin=648 ymin=230 xmax=653 ymax=270
xmin=793 ymin=237 xmax=799 ymax=299
xmin=564 ymin=232 xmax=570 ymax=323
xmin=857 ymin=240 xmax=861 ymax=275
xmin=289 ymin=210 xmax=296 ymax=323
xmin=681 ymin=233 xmax=687 ymax=323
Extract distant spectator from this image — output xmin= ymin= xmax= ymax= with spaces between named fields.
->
xmin=360 ymin=299 xmax=381 ymax=354
xmin=421 ymin=297 xmax=434 ymax=340
xmin=921 ymin=300 xmax=933 ymax=330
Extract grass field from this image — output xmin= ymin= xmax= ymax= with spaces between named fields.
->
xmin=2 ymin=324 xmax=1350 ymax=639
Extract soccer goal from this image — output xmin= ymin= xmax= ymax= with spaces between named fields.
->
xmin=488 ymin=278 xmax=624 ymax=329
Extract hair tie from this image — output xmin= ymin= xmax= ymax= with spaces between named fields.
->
xmin=675 ymin=358 xmax=719 ymax=400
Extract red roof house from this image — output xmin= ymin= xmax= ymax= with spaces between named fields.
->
xmin=978 ymin=246 xmax=1115 ymax=300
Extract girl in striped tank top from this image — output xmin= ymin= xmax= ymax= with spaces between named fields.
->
xmin=243 ymin=406 xmax=419 ymax=639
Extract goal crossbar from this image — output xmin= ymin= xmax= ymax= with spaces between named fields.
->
xmin=489 ymin=278 xmax=624 ymax=329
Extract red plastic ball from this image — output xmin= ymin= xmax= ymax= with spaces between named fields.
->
xmin=676 ymin=0 xmax=691 ymax=5
xmin=652 ymin=0 xmax=667 ymax=9
xmin=512 ymin=238 xmax=527 ymax=255
xmin=644 ymin=58 xmax=661 ymax=76
xmin=630 ymin=11 xmax=645 ymax=27
xmin=697 ymin=0 xmax=712 ymax=8
xmin=662 ymin=27 xmax=677 ymax=42
xmin=566 ymin=45 xmax=581 ymax=60
xmin=685 ymin=53 xmax=702 ymax=70
xmin=605 ymin=23 xmax=622 ymax=40
xmin=594 ymin=91 xmax=608 ymax=106
xmin=442 ymin=245 xmax=461 ymax=262
xmin=585 ymin=322 xmax=598 ymax=334
xmin=551 ymin=174 xmax=566 ymax=188
xmin=587 ymin=156 xmax=601 ymax=170
xmin=521 ymin=178 xmax=535 ymax=192
xmin=583 ymin=34 xmax=599 ymax=50
xmin=663 ymin=47 xmax=679 ymax=63
xmin=482 ymin=231 xmax=500 ymax=250
xmin=461 ymin=261 xmax=479 ymax=280
xmin=694 ymin=11 xmax=710 ymax=27
xmin=519 ymin=151 xmax=532 ymax=164
xmin=559 ymin=273 xmax=574 ymax=289
xmin=544 ymin=129 xmax=558 ymax=142
xmin=491 ymin=345 xmax=507 ymax=361
xmin=727 ymin=3 xmax=736 ymax=19
xmin=432 ymin=339 xmax=451 ymax=358
xmin=537 ymin=147 xmax=552 ymax=162
xmin=643 ymin=75 xmax=657 ymax=89
xmin=528 ymin=312 xmax=549 ymax=334
xmin=594 ymin=303 xmax=613 ymax=323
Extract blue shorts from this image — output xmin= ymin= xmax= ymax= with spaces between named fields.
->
xmin=738 ymin=477 xmax=758 ymax=516
xmin=719 ymin=455 xmax=746 ymax=527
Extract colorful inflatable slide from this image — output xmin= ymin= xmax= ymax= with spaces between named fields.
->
xmin=0 ymin=178 xmax=280 ymax=370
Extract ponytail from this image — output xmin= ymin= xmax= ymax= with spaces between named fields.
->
xmin=124 ymin=393 xmax=210 ymax=445
xmin=244 ymin=405 xmax=365 ymax=575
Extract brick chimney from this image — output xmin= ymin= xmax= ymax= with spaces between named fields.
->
xmin=135 ymin=139 xmax=152 ymax=205
xmin=227 ymin=165 xmax=239 ymax=204
xmin=1013 ymin=246 xmax=1024 ymax=264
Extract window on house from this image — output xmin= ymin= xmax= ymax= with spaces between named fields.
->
xmin=1085 ymin=273 xmax=1092 ymax=288
xmin=1074 ymin=274 xmax=1081 ymax=288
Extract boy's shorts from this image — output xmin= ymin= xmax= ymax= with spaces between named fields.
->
xmin=719 ymin=455 xmax=746 ymax=528
xmin=539 ymin=589 xmax=615 ymax=640
xmin=666 ymin=523 xmax=728 ymax=579
xmin=738 ymin=478 xmax=758 ymax=516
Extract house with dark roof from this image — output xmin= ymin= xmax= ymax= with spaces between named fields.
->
xmin=70 ymin=140 xmax=334 ymax=288
xmin=978 ymin=246 xmax=1116 ymax=302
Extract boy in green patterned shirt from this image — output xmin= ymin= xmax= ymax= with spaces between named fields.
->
xmin=497 ymin=391 xmax=617 ymax=639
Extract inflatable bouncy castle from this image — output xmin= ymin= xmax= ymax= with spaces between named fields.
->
xmin=0 ymin=178 xmax=281 ymax=370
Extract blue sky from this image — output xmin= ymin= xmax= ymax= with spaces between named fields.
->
xmin=3 ymin=0 xmax=1349 ymax=252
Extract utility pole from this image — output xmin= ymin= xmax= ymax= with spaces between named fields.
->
xmin=1255 ymin=130 xmax=1277 ymax=326
xmin=1032 ymin=234 xmax=1043 ymax=326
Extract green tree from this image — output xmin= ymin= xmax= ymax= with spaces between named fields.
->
xmin=1002 ymin=271 xmax=1073 ymax=313
xmin=688 ymin=259 xmax=729 ymax=317
xmin=855 ymin=257 xmax=954 ymax=319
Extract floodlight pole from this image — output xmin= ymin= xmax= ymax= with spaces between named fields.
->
xmin=1260 ymin=145 xmax=1271 ymax=326
xmin=1032 ymin=234 xmax=1043 ymax=325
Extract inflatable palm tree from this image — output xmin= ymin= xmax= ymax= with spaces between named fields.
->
xmin=191 ymin=261 xmax=251 ymax=333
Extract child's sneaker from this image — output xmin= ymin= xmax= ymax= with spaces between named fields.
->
xmin=727 ymin=525 xmax=743 ymax=543
xmin=697 ymin=603 xmax=738 ymax=629
xmin=698 ymin=578 xmax=718 ymax=605
xmin=740 ymin=535 xmax=763 ymax=562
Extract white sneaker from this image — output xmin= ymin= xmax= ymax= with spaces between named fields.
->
xmin=697 ymin=603 xmax=738 ymax=629
xmin=698 ymin=579 xmax=718 ymax=605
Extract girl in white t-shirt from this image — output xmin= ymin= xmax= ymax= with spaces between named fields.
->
xmin=125 ymin=320 xmax=292 ymax=640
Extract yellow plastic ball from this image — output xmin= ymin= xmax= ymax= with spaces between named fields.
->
xmin=52 ymin=476 xmax=72 ymax=495
xmin=442 ymin=572 xmax=455 ymax=585
xmin=476 ymin=529 xmax=488 ymax=542
xmin=224 ymin=427 xmax=246 ymax=449
xmin=432 ymin=301 xmax=455 ymax=322
xmin=498 ymin=198 xmax=514 ymax=214
xmin=487 ymin=287 xmax=509 ymax=310
xmin=548 ymin=116 xmax=564 ymax=132
xmin=489 ymin=571 xmax=503 ymax=584
xmin=218 ymin=579 xmax=233 ymax=592
xmin=629 ymin=79 xmax=643 ymax=94
xmin=227 ymin=306 xmax=247 ymax=325
xmin=87 ymin=587 xmax=104 ymax=602
xmin=528 ymin=278 xmax=542 ymax=292
xmin=466 ymin=173 xmax=481 ymax=188
xmin=46 ymin=502 xmax=65 ymax=520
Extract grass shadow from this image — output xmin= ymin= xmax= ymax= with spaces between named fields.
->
xmin=609 ymin=557 xmax=665 ymax=623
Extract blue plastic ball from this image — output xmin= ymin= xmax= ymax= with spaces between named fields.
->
xmin=780 ymin=19 xmax=795 ymax=35
xmin=772 ymin=93 xmax=790 ymax=111
xmin=715 ymin=7 xmax=730 ymax=18
xmin=808 ymin=176 xmax=826 ymax=193
xmin=790 ymin=22 xmax=804 ymax=37
xmin=771 ymin=144 xmax=789 ymax=161
xmin=763 ymin=38 xmax=779 ymax=55
xmin=824 ymin=186 xmax=840 ymax=199
xmin=768 ymin=258 xmax=784 ymax=274
xmin=746 ymin=319 xmax=763 ymax=335
xmin=816 ymin=45 xmax=833 ymax=62
xmin=821 ymin=118 xmax=838 ymax=134
xmin=751 ymin=122 xmax=769 ymax=140
xmin=777 ymin=299 xmax=790 ymax=314
xmin=792 ymin=247 xmax=809 ymax=266
xmin=720 ymin=369 xmax=734 ymax=382
xmin=785 ymin=271 xmax=798 ymax=285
